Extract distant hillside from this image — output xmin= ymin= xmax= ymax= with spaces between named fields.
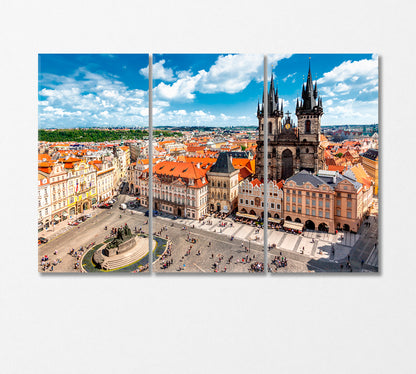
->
xmin=38 ymin=128 xmax=181 ymax=142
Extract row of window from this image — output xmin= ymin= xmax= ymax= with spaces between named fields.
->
xmin=211 ymin=191 xmax=237 ymax=200
xmin=211 ymin=181 xmax=237 ymax=188
xmin=287 ymin=206 xmax=353 ymax=219
xmin=240 ymin=189 xmax=279 ymax=197
xmin=288 ymin=206 xmax=330 ymax=218
xmin=240 ymin=198 xmax=281 ymax=210
xmin=286 ymin=197 xmax=332 ymax=207
xmin=288 ymin=190 xmax=330 ymax=198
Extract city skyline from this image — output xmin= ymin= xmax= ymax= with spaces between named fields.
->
xmin=38 ymin=53 xmax=378 ymax=129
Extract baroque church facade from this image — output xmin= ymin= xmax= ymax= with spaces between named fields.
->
xmin=255 ymin=63 xmax=325 ymax=181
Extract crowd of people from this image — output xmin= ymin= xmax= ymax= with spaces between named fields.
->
xmin=249 ymin=262 xmax=264 ymax=272
xmin=159 ymin=242 xmax=174 ymax=269
xmin=40 ymin=253 xmax=64 ymax=272
xmin=269 ymin=255 xmax=288 ymax=271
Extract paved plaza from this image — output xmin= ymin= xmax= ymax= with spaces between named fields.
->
xmin=38 ymin=194 xmax=151 ymax=273
xmin=38 ymin=192 xmax=379 ymax=273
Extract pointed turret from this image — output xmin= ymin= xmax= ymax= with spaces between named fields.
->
xmin=267 ymin=73 xmax=277 ymax=115
xmin=305 ymin=60 xmax=313 ymax=95
xmin=269 ymin=73 xmax=275 ymax=99
xmin=275 ymin=79 xmax=279 ymax=103
xmin=299 ymin=58 xmax=317 ymax=110
xmin=256 ymin=69 xmax=283 ymax=118
xmin=257 ymin=99 xmax=260 ymax=117
xmin=296 ymin=58 xmax=323 ymax=117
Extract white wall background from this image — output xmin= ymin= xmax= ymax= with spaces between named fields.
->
xmin=0 ymin=1 xmax=414 ymax=373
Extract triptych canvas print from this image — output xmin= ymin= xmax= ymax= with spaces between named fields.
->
xmin=38 ymin=53 xmax=379 ymax=274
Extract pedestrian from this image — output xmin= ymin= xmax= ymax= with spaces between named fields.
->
xmin=340 ymin=264 xmax=343 ymax=271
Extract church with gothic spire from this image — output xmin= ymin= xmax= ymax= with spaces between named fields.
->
xmin=255 ymin=61 xmax=325 ymax=181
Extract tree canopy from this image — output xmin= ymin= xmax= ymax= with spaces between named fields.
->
xmin=38 ymin=129 xmax=181 ymax=143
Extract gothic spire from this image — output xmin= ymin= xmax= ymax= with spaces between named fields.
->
xmin=305 ymin=58 xmax=313 ymax=95
xmin=269 ymin=72 xmax=275 ymax=98
xmin=299 ymin=57 xmax=317 ymax=110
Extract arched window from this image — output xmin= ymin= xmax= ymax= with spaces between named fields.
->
xmin=305 ymin=120 xmax=311 ymax=134
xmin=268 ymin=121 xmax=272 ymax=134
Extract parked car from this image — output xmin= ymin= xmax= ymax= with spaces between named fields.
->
xmin=38 ymin=237 xmax=48 ymax=245
xmin=145 ymin=210 xmax=158 ymax=217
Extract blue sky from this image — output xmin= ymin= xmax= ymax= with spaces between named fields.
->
xmin=38 ymin=53 xmax=378 ymax=128
xmin=38 ymin=54 xmax=150 ymax=128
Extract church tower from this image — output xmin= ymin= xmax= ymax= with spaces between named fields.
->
xmin=255 ymin=59 xmax=325 ymax=182
xmin=256 ymin=73 xmax=283 ymax=181
xmin=296 ymin=59 xmax=323 ymax=143
xmin=257 ymin=73 xmax=284 ymax=138
xmin=295 ymin=59 xmax=324 ymax=174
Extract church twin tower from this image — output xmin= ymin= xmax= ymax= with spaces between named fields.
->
xmin=256 ymin=61 xmax=325 ymax=181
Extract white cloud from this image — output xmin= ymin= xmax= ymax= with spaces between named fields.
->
xmin=154 ymin=54 xmax=291 ymax=102
xmin=155 ymin=74 xmax=201 ymax=101
xmin=173 ymin=110 xmax=187 ymax=115
xmin=192 ymin=110 xmax=208 ymax=116
xmin=333 ymin=83 xmax=350 ymax=93
xmin=154 ymin=100 xmax=170 ymax=107
xmin=316 ymin=56 xmax=378 ymax=110
xmin=38 ymin=67 xmax=149 ymax=128
xmin=282 ymin=72 xmax=296 ymax=82
xmin=197 ymin=54 xmax=263 ymax=93
xmin=139 ymin=59 xmax=175 ymax=81
xmin=323 ymin=98 xmax=377 ymax=125
xmin=318 ymin=56 xmax=378 ymax=85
